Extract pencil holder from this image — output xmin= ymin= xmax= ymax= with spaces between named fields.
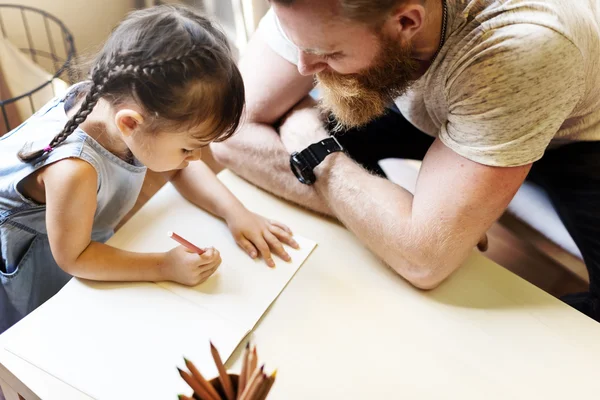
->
xmin=179 ymin=342 xmax=276 ymax=400
xmin=209 ymin=374 xmax=240 ymax=398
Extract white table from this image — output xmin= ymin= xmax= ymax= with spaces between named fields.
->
xmin=2 ymin=170 xmax=600 ymax=399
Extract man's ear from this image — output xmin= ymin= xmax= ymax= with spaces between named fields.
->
xmin=386 ymin=3 xmax=426 ymax=41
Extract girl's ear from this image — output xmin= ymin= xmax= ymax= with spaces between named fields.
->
xmin=115 ymin=109 xmax=144 ymax=137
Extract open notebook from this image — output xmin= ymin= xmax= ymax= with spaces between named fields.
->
xmin=1 ymin=183 xmax=316 ymax=399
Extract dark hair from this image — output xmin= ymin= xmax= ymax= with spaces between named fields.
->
xmin=271 ymin=0 xmax=404 ymax=24
xmin=19 ymin=4 xmax=245 ymax=162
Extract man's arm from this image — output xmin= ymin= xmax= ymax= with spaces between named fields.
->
xmin=313 ymin=140 xmax=531 ymax=289
xmin=276 ymin=103 xmax=528 ymax=289
xmin=210 ymin=32 xmax=332 ymax=214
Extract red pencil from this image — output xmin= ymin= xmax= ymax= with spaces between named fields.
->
xmin=168 ymin=231 xmax=205 ymax=254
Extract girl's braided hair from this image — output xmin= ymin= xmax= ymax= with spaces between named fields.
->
xmin=19 ymin=4 xmax=244 ymax=162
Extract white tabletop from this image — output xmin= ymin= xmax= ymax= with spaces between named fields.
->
xmin=2 ymin=170 xmax=600 ymax=400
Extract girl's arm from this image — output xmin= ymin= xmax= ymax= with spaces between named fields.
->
xmin=170 ymin=159 xmax=299 ymax=268
xmin=42 ymin=158 xmax=219 ymax=285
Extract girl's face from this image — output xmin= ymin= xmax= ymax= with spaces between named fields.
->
xmin=115 ymin=109 xmax=210 ymax=172
xmin=128 ymin=132 xmax=207 ymax=172
xmin=128 ymin=128 xmax=207 ymax=172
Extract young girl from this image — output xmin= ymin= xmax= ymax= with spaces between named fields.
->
xmin=0 ymin=5 xmax=298 ymax=334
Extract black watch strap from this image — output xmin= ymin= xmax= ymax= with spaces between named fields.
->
xmin=290 ymin=137 xmax=344 ymax=185
xmin=303 ymin=136 xmax=344 ymax=168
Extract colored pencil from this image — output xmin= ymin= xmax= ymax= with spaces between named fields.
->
xmin=178 ymin=368 xmax=214 ymax=400
xmin=184 ymin=358 xmax=221 ymax=400
xmin=168 ymin=231 xmax=205 ymax=254
xmin=210 ymin=341 xmax=236 ymax=400
xmin=236 ymin=342 xmax=251 ymax=399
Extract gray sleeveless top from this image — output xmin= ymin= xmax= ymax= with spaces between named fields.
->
xmin=0 ymin=86 xmax=146 ymax=333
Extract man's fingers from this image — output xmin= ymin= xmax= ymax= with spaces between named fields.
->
xmin=477 ymin=234 xmax=489 ymax=252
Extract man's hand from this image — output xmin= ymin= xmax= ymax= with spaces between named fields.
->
xmin=279 ymin=96 xmax=329 ymax=154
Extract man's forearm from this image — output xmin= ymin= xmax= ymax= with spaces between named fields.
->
xmin=211 ymin=122 xmax=332 ymax=215
xmin=314 ymin=153 xmax=456 ymax=289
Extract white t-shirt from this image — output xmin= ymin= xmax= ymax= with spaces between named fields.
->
xmin=258 ymin=0 xmax=600 ymax=167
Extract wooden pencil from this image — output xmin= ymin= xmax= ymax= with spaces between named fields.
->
xmin=248 ymin=370 xmax=267 ymax=400
xmin=255 ymin=370 xmax=277 ymax=400
xmin=250 ymin=347 xmax=258 ymax=378
xmin=245 ymin=372 xmax=266 ymax=400
xmin=178 ymin=368 xmax=215 ymax=400
xmin=168 ymin=231 xmax=205 ymax=254
xmin=244 ymin=346 xmax=255 ymax=387
xmin=239 ymin=365 xmax=262 ymax=400
xmin=237 ymin=342 xmax=251 ymax=399
xmin=210 ymin=341 xmax=236 ymax=400
xmin=178 ymin=395 xmax=195 ymax=400
xmin=239 ymin=365 xmax=264 ymax=400
xmin=184 ymin=358 xmax=221 ymax=400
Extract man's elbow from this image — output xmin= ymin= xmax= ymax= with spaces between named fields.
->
xmin=210 ymin=137 xmax=244 ymax=170
xmin=407 ymin=271 xmax=447 ymax=290
xmin=210 ymin=113 xmax=267 ymax=168
xmin=395 ymin=255 xmax=462 ymax=291
xmin=210 ymin=140 xmax=236 ymax=168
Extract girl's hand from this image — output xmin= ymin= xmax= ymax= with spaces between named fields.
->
xmin=162 ymin=246 xmax=221 ymax=286
xmin=226 ymin=210 xmax=300 ymax=268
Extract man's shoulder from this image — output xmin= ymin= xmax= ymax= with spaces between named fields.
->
xmin=443 ymin=14 xmax=585 ymax=87
xmin=454 ymin=0 xmax=598 ymax=57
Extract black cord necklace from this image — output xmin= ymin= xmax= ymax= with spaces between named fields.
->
xmin=431 ymin=0 xmax=448 ymax=63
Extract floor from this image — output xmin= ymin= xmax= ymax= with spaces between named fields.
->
xmin=120 ymin=149 xmax=588 ymax=300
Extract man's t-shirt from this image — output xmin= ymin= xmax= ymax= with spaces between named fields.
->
xmin=258 ymin=0 xmax=600 ymax=167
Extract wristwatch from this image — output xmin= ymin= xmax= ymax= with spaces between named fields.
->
xmin=289 ymin=136 xmax=344 ymax=185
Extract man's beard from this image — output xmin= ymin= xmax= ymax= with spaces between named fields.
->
xmin=316 ymin=35 xmax=418 ymax=131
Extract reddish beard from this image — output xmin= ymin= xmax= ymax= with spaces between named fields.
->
xmin=316 ymin=35 xmax=418 ymax=131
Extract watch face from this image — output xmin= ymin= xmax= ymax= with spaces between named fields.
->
xmin=290 ymin=152 xmax=316 ymax=185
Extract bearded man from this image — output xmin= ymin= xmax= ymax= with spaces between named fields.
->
xmin=211 ymin=0 xmax=600 ymax=321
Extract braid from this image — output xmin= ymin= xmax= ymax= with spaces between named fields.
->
xmin=139 ymin=44 xmax=229 ymax=84
xmin=49 ymin=85 xmax=102 ymax=148
xmin=18 ymin=55 xmax=121 ymax=162
xmin=134 ymin=45 xmax=211 ymax=84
